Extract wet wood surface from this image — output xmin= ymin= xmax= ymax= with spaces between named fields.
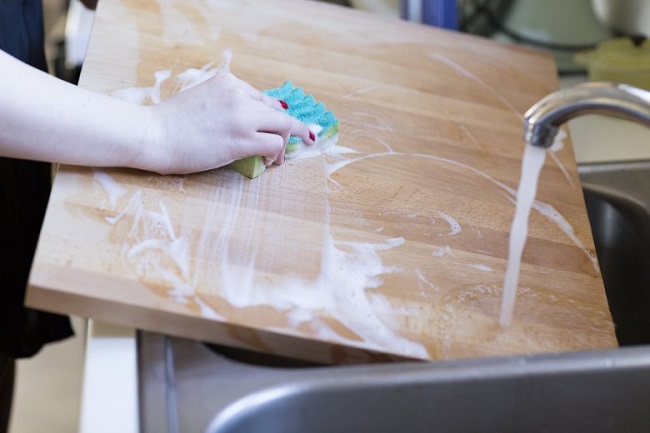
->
xmin=27 ymin=0 xmax=617 ymax=364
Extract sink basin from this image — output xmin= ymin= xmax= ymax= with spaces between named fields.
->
xmin=583 ymin=184 xmax=650 ymax=345
xmin=580 ymin=161 xmax=650 ymax=346
xmin=139 ymin=335 xmax=650 ymax=433
xmin=138 ymin=161 xmax=650 ymax=433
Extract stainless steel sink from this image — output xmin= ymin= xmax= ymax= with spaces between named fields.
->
xmin=138 ymin=161 xmax=650 ymax=433
xmin=583 ymin=183 xmax=650 ymax=344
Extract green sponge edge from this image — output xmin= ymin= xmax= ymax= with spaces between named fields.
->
xmin=227 ymin=122 xmax=341 ymax=179
xmin=228 ymin=155 xmax=266 ymax=179
xmin=227 ymin=81 xmax=339 ymax=179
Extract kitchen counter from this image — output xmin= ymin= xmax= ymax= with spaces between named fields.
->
xmin=80 ymin=322 xmax=137 ymax=433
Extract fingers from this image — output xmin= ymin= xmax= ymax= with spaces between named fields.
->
xmin=263 ymin=150 xmax=285 ymax=167
xmin=260 ymin=92 xmax=287 ymax=112
xmin=248 ymin=115 xmax=315 ymax=167
xmin=209 ymin=72 xmax=317 ymax=163
xmin=247 ymin=93 xmax=317 ymax=159
xmin=222 ymin=73 xmax=315 ymax=143
xmin=258 ymin=110 xmax=316 ymax=147
xmin=254 ymin=133 xmax=286 ymax=166
xmin=237 ymin=78 xmax=288 ymax=111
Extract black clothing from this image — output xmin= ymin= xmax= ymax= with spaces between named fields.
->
xmin=0 ymin=0 xmax=74 ymax=360
xmin=0 ymin=354 xmax=13 ymax=433
xmin=1 ymin=4 xmax=76 ymax=430
xmin=0 ymin=0 xmax=47 ymax=70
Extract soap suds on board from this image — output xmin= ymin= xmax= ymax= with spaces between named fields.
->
xmin=434 ymin=211 xmax=461 ymax=236
xmin=326 ymin=148 xmax=598 ymax=273
xmin=112 ymin=69 xmax=171 ymax=105
xmin=93 ymin=163 xmax=428 ymax=358
xmin=187 ymin=165 xmax=428 ymax=358
xmin=93 ymin=169 xmax=126 ymax=210
xmin=470 ymin=264 xmax=493 ymax=272
xmin=94 ymin=50 xmax=595 ymax=360
xmin=111 ymin=51 xmax=232 ymax=104
xmin=438 ymin=285 xmax=615 ymax=358
xmin=429 ymin=52 xmax=575 ymax=188
xmin=416 ymin=269 xmax=440 ymax=292
xmin=429 ymin=53 xmax=522 ymax=120
xmin=91 ymin=115 xmax=596 ymax=362
xmin=432 ymin=245 xmax=452 ymax=257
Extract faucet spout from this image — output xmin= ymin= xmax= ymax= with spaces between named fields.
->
xmin=524 ymin=82 xmax=650 ymax=148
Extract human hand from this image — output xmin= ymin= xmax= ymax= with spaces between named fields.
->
xmin=143 ymin=71 xmax=315 ymax=175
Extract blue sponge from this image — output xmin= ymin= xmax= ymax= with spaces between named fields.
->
xmin=228 ymin=81 xmax=340 ymax=179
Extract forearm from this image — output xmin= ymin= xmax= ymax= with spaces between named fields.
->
xmin=0 ymin=49 xmax=315 ymax=176
xmin=0 ymin=50 xmax=156 ymax=169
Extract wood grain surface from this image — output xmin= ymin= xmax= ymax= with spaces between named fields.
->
xmin=27 ymin=0 xmax=617 ymax=364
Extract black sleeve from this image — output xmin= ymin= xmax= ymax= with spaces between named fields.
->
xmin=0 ymin=0 xmax=74 ymax=359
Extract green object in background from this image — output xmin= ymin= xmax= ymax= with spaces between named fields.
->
xmin=229 ymin=81 xmax=340 ymax=179
xmin=491 ymin=0 xmax=613 ymax=74
xmin=576 ymin=36 xmax=650 ymax=91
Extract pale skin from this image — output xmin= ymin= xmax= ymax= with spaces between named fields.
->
xmin=0 ymin=49 xmax=314 ymax=175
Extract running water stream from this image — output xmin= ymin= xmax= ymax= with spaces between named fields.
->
xmin=500 ymin=144 xmax=547 ymax=326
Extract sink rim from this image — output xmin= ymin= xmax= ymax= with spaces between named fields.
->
xmin=204 ymin=343 xmax=650 ymax=433
xmin=140 ymin=161 xmax=650 ymax=433
xmin=582 ymin=181 xmax=650 ymax=218
xmin=138 ymin=332 xmax=650 ymax=433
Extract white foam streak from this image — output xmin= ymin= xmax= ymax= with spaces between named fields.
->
xmin=93 ymin=170 xmax=125 ymax=210
xmin=431 ymin=245 xmax=451 ymax=257
xmin=326 ymin=149 xmax=596 ymax=271
xmin=434 ymin=211 xmax=461 ymax=236
xmin=429 ymin=53 xmax=523 ymax=120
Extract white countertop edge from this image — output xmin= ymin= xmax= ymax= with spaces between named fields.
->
xmin=570 ymin=116 xmax=650 ymax=165
xmin=561 ymin=75 xmax=650 ymax=165
xmin=79 ymin=320 xmax=138 ymax=433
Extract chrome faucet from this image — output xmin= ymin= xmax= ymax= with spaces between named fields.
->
xmin=524 ymin=82 xmax=650 ymax=148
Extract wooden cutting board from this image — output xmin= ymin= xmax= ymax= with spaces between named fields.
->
xmin=27 ymin=0 xmax=617 ymax=364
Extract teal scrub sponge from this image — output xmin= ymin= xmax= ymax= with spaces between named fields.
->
xmin=228 ymin=81 xmax=340 ymax=179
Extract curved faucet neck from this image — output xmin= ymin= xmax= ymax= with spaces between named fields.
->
xmin=524 ymin=82 xmax=650 ymax=148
